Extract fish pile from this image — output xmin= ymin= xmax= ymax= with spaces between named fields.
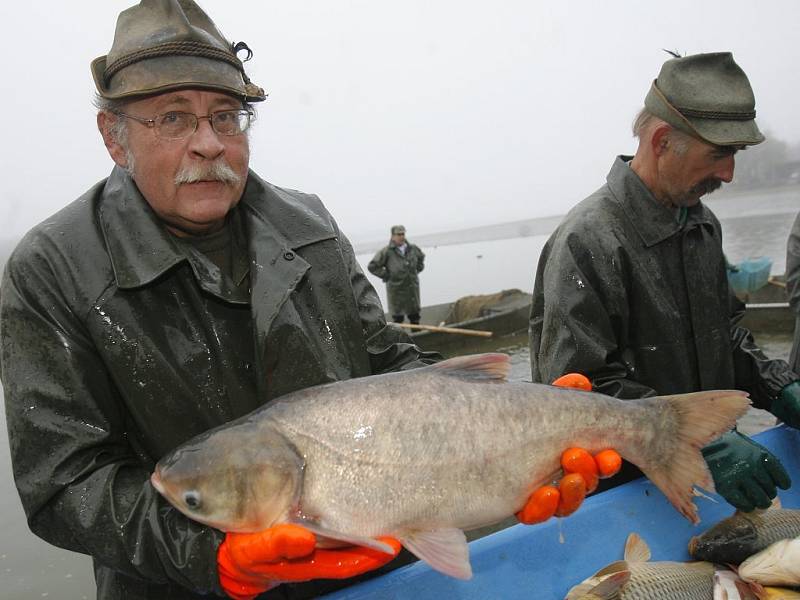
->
xmin=690 ymin=505 xmax=800 ymax=590
xmin=567 ymin=507 xmax=800 ymax=599
xmin=689 ymin=506 xmax=800 ymax=565
xmin=150 ymin=353 xmax=749 ymax=580
xmin=565 ymin=533 xmax=718 ymax=599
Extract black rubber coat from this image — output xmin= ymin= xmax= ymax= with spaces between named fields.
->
xmin=530 ymin=156 xmax=797 ymax=404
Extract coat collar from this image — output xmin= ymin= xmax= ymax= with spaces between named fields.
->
xmin=98 ymin=167 xmax=336 ymax=290
xmin=98 ymin=166 xmax=186 ymax=289
xmin=606 ymin=155 xmax=715 ymax=247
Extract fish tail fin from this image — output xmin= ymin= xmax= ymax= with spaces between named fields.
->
xmin=635 ymin=390 xmax=750 ymax=525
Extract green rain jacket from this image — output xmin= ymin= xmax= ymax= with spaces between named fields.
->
xmin=367 ymin=242 xmax=425 ymax=316
xmin=786 ymin=211 xmax=800 ymax=373
xmin=0 ymin=167 xmax=438 ymax=600
xmin=530 ymin=156 xmax=797 ymax=405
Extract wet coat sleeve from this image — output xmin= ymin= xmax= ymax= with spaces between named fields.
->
xmin=367 ymin=247 xmax=389 ymax=281
xmin=728 ymin=292 xmax=799 ymax=409
xmin=338 ymin=228 xmax=439 ymax=373
xmin=787 ymin=213 xmax=800 ymax=373
xmin=415 ymin=246 xmax=425 ymax=273
xmin=0 ymin=245 xmax=225 ymax=596
xmin=530 ymin=229 xmax=658 ymax=399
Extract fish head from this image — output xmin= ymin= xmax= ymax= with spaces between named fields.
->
xmin=151 ymin=423 xmax=304 ymax=532
xmin=688 ymin=513 xmax=758 ymax=564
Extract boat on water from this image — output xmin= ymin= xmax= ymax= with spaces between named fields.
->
xmin=324 ymin=425 xmax=800 ymax=600
xmin=402 ymin=278 xmax=794 ymax=355
xmin=737 ymin=274 xmax=794 ymax=333
xmin=404 ymin=289 xmax=532 ymax=354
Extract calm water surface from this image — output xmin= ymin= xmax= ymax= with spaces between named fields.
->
xmin=1 ymin=188 xmax=798 ymax=598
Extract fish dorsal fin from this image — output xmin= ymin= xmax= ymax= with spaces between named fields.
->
xmin=399 ymin=528 xmax=472 ymax=580
xmin=594 ymin=561 xmax=630 ymax=578
xmin=578 ymin=571 xmax=631 ymax=600
xmin=432 ymin=353 xmax=510 ymax=382
xmin=623 ymin=533 xmax=651 ymax=563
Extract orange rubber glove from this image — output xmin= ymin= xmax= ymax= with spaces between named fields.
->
xmin=515 ymin=373 xmax=623 ymax=524
xmin=217 ymin=523 xmax=402 ymax=600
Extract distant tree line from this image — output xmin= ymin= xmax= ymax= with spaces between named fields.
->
xmin=729 ymin=132 xmax=800 ymax=190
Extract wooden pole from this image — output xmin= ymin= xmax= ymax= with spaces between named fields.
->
xmin=768 ymin=276 xmax=787 ymax=289
xmin=395 ymin=323 xmax=493 ymax=337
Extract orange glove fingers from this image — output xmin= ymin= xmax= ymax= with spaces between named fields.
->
xmin=515 ymin=485 xmax=560 ymax=524
xmin=218 ymin=567 xmax=272 ymax=600
xmin=555 ymin=473 xmax=587 ymax=517
xmin=595 ymin=449 xmax=622 ymax=479
xmin=226 ymin=524 xmax=317 ymax=568
xmin=561 ymin=447 xmax=599 ymax=493
xmin=261 ymin=537 xmax=402 ymax=582
xmin=551 ymin=373 xmax=592 ymax=391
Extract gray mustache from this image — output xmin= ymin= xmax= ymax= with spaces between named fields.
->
xmin=691 ymin=178 xmax=723 ymax=196
xmin=174 ymin=161 xmax=241 ymax=186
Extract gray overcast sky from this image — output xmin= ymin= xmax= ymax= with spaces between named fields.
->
xmin=2 ymin=1 xmax=799 ymax=243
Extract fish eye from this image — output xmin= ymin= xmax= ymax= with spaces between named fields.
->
xmin=183 ymin=490 xmax=202 ymax=510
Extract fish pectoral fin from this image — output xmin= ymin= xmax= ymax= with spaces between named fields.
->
xmin=399 ymin=528 xmax=472 ymax=580
xmin=593 ymin=561 xmax=630 ymax=578
xmin=579 ymin=571 xmax=631 ymax=600
xmin=295 ymin=522 xmax=396 ymax=555
xmin=623 ymin=533 xmax=651 ymax=563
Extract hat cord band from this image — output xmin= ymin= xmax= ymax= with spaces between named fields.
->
xmin=675 ymin=107 xmax=756 ymax=121
xmin=104 ymin=41 xmax=244 ymax=84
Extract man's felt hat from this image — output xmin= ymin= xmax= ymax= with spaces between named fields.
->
xmin=644 ymin=52 xmax=764 ymax=146
xmin=91 ymin=0 xmax=266 ymax=102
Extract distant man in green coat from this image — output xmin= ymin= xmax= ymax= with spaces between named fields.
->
xmin=530 ymin=52 xmax=800 ymax=513
xmin=368 ymin=225 xmax=426 ymax=324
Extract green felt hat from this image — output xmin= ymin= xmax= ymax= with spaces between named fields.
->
xmin=91 ymin=0 xmax=266 ymax=103
xmin=645 ymin=52 xmax=764 ymax=146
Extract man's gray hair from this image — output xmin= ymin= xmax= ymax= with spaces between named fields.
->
xmin=94 ymin=94 xmax=130 ymax=147
xmin=632 ymin=107 xmax=692 ymax=155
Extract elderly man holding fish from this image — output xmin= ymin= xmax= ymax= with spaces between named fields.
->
xmin=530 ymin=52 xmax=800 ymax=514
xmin=0 ymin=1 xmax=620 ymax=599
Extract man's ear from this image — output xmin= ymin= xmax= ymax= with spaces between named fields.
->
xmin=97 ymin=112 xmax=129 ymax=169
xmin=650 ymin=123 xmax=672 ymax=158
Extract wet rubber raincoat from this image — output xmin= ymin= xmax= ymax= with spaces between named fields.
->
xmin=786 ymin=211 xmax=800 ymax=373
xmin=530 ymin=156 xmax=797 ymax=405
xmin=0 ymin=167 xmax=438 ymax=599
xmin=368 ymin=242 xmax=425 ymax=317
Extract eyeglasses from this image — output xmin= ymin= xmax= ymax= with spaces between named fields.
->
xmin=116 ymin=109 xmax=254 ymax=140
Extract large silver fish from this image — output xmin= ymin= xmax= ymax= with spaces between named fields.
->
xmin=689 ymin=506 xmax=800 ymax=565
xmin=151 ymin=353 xmax=749 ymax=580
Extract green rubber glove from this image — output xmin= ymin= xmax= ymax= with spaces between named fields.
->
xmin=772 ymin=381 xmax=800 ymax=429
xmin=702 ymin=431 xmax=791 ymax=512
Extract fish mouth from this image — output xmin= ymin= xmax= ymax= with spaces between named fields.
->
xmin=150 ymin=468 xmax=166 ymax=495
xmin=687 ymin=535 xmax=698 ymax=554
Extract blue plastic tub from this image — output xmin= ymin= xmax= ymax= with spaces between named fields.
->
xmin=324 ymin=426 xmax=800 ymax=600
xmin=728 ymin=256 xmax=773 ymax=295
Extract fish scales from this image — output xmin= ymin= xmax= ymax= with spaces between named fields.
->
xmin=617 ymin=562 xmax=715 ymax=599
xmin=271 ymin=369 xmax=672 ymax=535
